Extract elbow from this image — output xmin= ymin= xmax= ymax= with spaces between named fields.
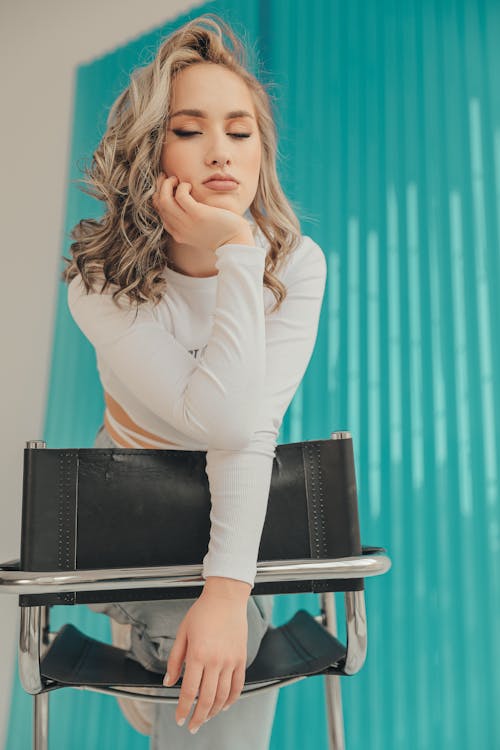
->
xmin=205 ymin=392 xmax=263 ymax=450
xmin=208 ymin=418 xmax=257 ymax=451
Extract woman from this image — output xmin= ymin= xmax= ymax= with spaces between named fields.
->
xmin=62 ymin=12 xmax=327 ymax=749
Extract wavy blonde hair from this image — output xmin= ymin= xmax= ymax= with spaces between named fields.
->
xmin=61 ymin=12 xmax=303 ymax=313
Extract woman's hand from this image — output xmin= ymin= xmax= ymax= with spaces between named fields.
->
xmin=163 ymin=585 xmax=250 ymax=734
xmin=152 ymin=173 xmax=253 ymax=252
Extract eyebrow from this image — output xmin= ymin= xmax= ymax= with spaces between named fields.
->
xmin=168 ymin=108 xmax=255 ymax=121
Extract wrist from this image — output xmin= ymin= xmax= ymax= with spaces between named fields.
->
xmin=222 ymin=225 xmax=256 ymax=247
xmin=203 ymin=576 xmax=252 ymax=601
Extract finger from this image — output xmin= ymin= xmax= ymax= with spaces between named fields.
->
xmin=204 ymin=666 xmax=233 ymax=720
xmin=222 ymin=662 xmax=246 ymax=710
xmin=163 ymin=176 xmax=188 ymax=216
xmin=188 ymin=666 xmax=220 ymax=733
xmin=153 ymin=174 xmax=179 ymax=214
xmin=154 ymin=176 xmax=184 ymax=237
xmin=172 ymin=181 xmax=198 ymax=211
xmin=176 ymin=656 xmax=204 ymax=728
xmin=152 ymin=172 xmax=168 ymax=207
xmin=164 ymin=626 xmax=187 ymax=687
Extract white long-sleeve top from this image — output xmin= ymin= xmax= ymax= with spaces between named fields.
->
xmin=67 ymin=227 xmax=327 ymax=586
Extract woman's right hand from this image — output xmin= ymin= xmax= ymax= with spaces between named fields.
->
xmin=163 ymin=587 xmax=249 ymax=734
xmin=152 ymin=173 xmax=254 ymax=252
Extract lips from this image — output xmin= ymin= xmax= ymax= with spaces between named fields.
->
xmin=203 ymin=179 xmax=239 ymax=191
xmin=203 ymin=173 xmax=239 ymax=184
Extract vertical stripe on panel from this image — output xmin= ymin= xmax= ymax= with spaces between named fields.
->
xmin=426 ymin=5 xmax=456 ymax=742
xmin=469 ymin=98 xmax=497 ymax=509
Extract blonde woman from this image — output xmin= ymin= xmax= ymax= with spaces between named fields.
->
xmin=62 ymin=13 xmax=327 ymax=749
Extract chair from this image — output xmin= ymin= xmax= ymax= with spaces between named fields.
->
xmin=0 ymin=430 xmax=391 ymax=750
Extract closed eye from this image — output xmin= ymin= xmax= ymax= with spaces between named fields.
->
xmin=172 ymin=130 xmax=251 ymax=139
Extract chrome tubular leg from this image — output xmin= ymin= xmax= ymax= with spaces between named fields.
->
xmin=343 ymin=590 xmax=367 ymax=675
xmin=19 ymin=603 xmax=51 ymax=749
xmin=19 ymin=607 xmax=44 ymax=694
xmin=320 ymin=591 xmax=346 ymax=750
xmin=24 ymin=440 xmax=51 ymax=748
xmin=34 ymin=692 xmax=49 ymax=750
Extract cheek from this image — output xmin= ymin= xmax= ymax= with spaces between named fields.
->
xmin=160 ymin=140 xmax=187 ymax=169
xmin=160 ymin=146 xmax=175 ymax=169
xmin=249 ymin=142 xmax=262 ymax=175
xmin=249 ymin=148 xmax=261 ymax=184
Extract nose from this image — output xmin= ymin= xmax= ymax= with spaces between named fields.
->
xmin=207 ymin=154 xmax=230 ymax=168
xmin=205 ymin=135 xmax=232 ymax=169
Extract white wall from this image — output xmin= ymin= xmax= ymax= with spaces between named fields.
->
xmin=0 ymin=1 xmax=205 ymax=745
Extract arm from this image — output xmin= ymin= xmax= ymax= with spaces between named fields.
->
xmin=67 ymin=236 xmax=266 ymax=449
xmin=201 ymin=236 xmax=328 ymax=588
xmin=165 ymin=237 xmax=326 ymax=733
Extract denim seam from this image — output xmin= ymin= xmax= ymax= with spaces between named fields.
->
xmin=114 ymin=603 xmax=149 ymax=630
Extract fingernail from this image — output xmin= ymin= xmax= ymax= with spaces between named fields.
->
xmin=223 ymin=706 xmax=230 ymax=711
xmin=176 ymin=717 xmax=185 ymax=727
xmin=163 ymin=673 xmax=170 ymax=686
xmin=190 ymin=726 xmax=199 ymax=735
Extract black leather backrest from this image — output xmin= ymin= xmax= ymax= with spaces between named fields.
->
xmin=19 ymin=436 xmax=364 ymax=606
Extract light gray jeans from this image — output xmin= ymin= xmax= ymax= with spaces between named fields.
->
xmin=88 ymin=424 xmax=279 ymax=749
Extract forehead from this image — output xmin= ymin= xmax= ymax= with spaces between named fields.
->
xmin=169 ymin=64 xmax=255 ymax=117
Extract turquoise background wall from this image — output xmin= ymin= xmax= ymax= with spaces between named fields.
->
xmin=7 ymin=0 xmax=500 ymax=748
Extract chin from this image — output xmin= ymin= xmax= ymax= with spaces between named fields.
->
xmin=205 ymin=193 xmax=241 ymax=205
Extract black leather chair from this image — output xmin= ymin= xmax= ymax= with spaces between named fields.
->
xmin=0 ymin=430 xmax=391 ymax=750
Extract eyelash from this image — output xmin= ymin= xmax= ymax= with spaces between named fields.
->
xmin=172 ymin=129 xmax=251 ymax=139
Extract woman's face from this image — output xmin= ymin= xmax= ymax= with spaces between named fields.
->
xmin=160 ymin=63 xmax=262 ymax=217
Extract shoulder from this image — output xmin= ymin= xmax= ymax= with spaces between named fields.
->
xmin=275 ymin=234 xmax=327 ymax=285
xmin=67 ymin=272 xmax=124 ymax=318
xmin=252 ymin=221 xmax=327 ymax=280
xmin=67 ymin=271 xmax=159 ymax=349
xmin=67 ymin=271 xmax=138 ymax=313
xmin=261 ymin=234 xmax=327 ymax=315
xmin=291 ymin=234 xmax=327 ymax=270
xmin=67 ymin=271 xmax=105 ymax=302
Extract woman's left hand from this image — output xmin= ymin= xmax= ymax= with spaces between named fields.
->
xmin=163 ymin=586 xmax=249 ymax=734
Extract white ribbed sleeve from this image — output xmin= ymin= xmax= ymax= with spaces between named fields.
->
xmin=67 ymin=243 xmax=267 ymax=449
xmin=202 ymin=238 xmax=327 ymax=586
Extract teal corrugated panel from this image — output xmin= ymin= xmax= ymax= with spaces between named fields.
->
xmin=6 ymin=0 xmax=500 ymax=748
